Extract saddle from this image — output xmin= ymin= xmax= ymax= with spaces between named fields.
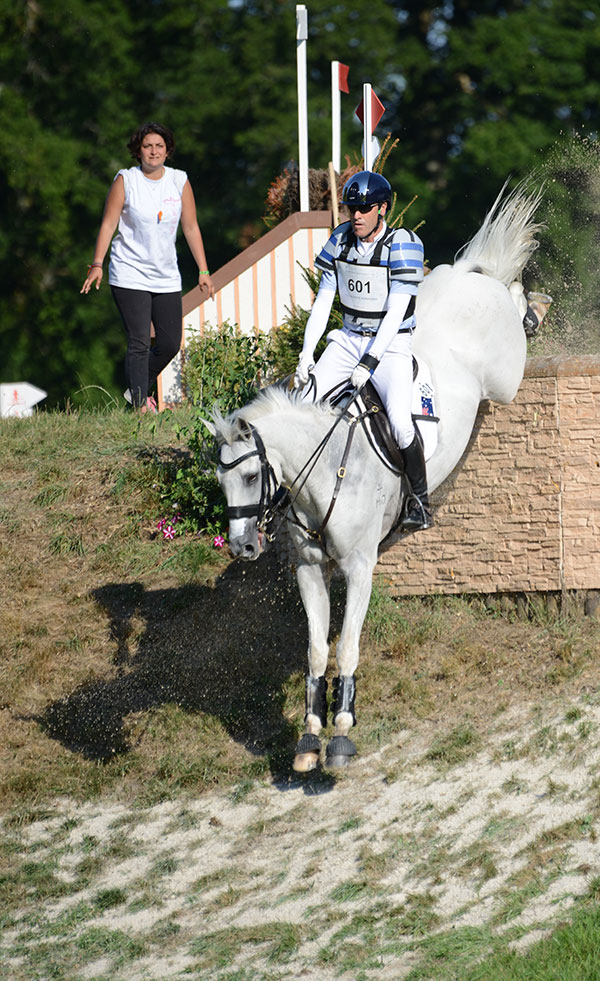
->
xmin=332 ymin=355 xmax=440 ymax=473
xmin=358 ymin=382 xmax=406 ymax=472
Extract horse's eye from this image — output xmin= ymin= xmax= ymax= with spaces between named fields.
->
xmin=245 ymin=473 xmax=259 ymax=485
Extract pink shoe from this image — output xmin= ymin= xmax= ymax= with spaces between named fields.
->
xmin=145 ymin=396 xmax=158 ymax=414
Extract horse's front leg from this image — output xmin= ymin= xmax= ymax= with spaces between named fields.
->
xmin=327 ymin=549 xmax=376 ymax=768
xmin=293 ymin=559 xmax=331 ymax=773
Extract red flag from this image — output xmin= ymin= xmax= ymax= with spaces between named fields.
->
xmin=355 ymin=89 xmax=385 ymax=133
xmin=338 ymin=63 xmax=350 ymax=94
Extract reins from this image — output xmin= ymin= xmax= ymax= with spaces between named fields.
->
xmin=312 ymin=407 xmax=361 ymax=539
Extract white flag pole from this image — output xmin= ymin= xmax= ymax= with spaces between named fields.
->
xmin=331 ymin=60 xmax=341 ymax=174
xmin=296 ymin=5 xmax=309 ymax=211
xmin=363 ymin=83 xmax=373 ymax=171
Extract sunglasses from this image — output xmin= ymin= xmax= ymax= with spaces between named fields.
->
xmin=347 ymin=203 xmax=377 ymax=214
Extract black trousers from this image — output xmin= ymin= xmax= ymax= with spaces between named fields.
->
xmin=111 ymin=286 xmax=182 ymax=406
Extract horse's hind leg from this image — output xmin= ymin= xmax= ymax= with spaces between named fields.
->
xmin=293 ymin=560 xmax=331 ymax=773
xmin=327 ymin=550 xmax=375 ymax=768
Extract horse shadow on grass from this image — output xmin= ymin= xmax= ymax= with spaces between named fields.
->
xmin=38 ymin=552 xmax=345 ymax=790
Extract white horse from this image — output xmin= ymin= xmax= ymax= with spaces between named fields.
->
xmin=205 ymin=184 xmax=542 ymax=773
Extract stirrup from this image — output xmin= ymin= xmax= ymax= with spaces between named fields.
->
xmin=401 ymin=497 xmax=433 ymax=532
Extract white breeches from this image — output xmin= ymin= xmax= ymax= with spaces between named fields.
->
xmin=304 ymin=327 xmax=416 ymax=449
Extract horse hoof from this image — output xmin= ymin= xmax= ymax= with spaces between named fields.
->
xmin=293 ymin=752 xmax=320 ymax=773
xmin=325 ymin=735 xmax=356 ymax=769
xmin=293 ymin=733 xmax=321 ymax=773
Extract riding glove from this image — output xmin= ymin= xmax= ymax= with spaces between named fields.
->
xmin=350 ymin=364 xmax=371 ymax=391
xmin=294 ymin=352 xmax=314 ymax=389
xmin=351 ymin=353 xmax=379 ymax=391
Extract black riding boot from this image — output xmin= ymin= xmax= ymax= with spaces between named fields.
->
xmin=400 ymin=433 xmax=433 ymax=532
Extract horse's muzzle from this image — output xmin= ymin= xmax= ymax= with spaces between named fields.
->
xmin=229 ymin=529 xmax=264 ymax=561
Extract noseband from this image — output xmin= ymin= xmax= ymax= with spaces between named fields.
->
xmin=218 ymin=424 xmax=283 ymax=530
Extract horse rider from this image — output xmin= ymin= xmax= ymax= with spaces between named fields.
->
xmin=294 ymin=170 xmax=432 ymax=532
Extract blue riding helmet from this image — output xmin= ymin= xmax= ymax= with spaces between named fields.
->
xmin=342 ymin=171 xmax=392 ymax=210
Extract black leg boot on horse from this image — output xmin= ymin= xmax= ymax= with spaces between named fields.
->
xmin=326 ymin=675 xmax=357 ymax=768
xmin=400 ymin=432 xmax=433 ymax=533
xmin=293 ymin=675 xmax=328 ymax=773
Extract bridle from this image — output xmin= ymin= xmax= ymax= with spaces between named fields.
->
xmin=218 ymin=392 xmax=378 ymax=547
xmin=217 ymin=423 xmax=281 ymax=530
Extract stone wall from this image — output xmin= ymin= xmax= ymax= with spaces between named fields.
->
xmin=376 ymin=356 xmax=600 ymax=597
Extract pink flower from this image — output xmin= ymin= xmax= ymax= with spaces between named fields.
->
xmin=213 ymin=535 xmax=225 ymax=548
xmin=157 ymin=518 xmax=167 ymax=531
xmin=162 ymin=525 xmax=176 ymax=540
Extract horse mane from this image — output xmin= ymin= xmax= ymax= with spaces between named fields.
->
xmin=210 ymin=385 xmax=337 ymax=446
xmin=454 ymin=180 xmax=545 ymax=287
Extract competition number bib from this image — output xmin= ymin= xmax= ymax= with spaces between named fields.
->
xmin=336 ymin=260 xmax=389 ymax=316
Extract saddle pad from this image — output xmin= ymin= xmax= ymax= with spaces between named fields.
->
xmin=336 ymin=355 xmax=439 ymax=472
xmin=412 ymin=355 xmax=439 ymax=461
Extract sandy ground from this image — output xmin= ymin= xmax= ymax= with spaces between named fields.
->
xmin=3 ymin=693 xmax=600 ymax=980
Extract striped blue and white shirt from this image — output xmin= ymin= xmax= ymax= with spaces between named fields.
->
xmin=314 ymin=221 xmax=424 ymax=332
xmin=316 ymin=221 xmax=424 ymax=284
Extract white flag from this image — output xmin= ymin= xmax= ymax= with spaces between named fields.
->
xmin=0 ymin=383 xmax=47 ymax=418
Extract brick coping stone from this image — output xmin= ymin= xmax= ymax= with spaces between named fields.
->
xmin=525 ymin=354 xmax=600 ymax=377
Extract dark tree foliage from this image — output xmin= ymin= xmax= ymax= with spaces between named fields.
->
xmin=1 ymin=0 xmax=599 ymax=405
xmin=380 ymin=0 xmax=600 ymax=258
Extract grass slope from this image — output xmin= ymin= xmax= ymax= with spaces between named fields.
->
xmin=1 ymin=407 xmax=600 ymax=979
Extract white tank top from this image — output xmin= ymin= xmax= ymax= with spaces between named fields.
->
xmin=108 ymin=166 xmax=188 ymax=292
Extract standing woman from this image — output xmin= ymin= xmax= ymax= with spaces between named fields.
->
xmin=81 ymin=122 xmax=214 ymax=411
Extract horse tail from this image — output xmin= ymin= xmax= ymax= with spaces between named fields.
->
xmin=454 ymin=180 xmax=544 ymax=287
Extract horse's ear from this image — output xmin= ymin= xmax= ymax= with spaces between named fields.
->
xmin=205 ymin=405 xmax=230 ymax=444
xmin=201 ymin=417 xmax=218 ymax=438
xmin=238 ymin=419 xmax=253 ymax=440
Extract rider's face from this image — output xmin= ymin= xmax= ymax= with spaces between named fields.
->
xmin=349 ymin=201 xmax=387 ymax=241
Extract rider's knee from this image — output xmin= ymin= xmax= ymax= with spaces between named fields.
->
xmin=393 ymin=422 xmax=416 ymax=450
